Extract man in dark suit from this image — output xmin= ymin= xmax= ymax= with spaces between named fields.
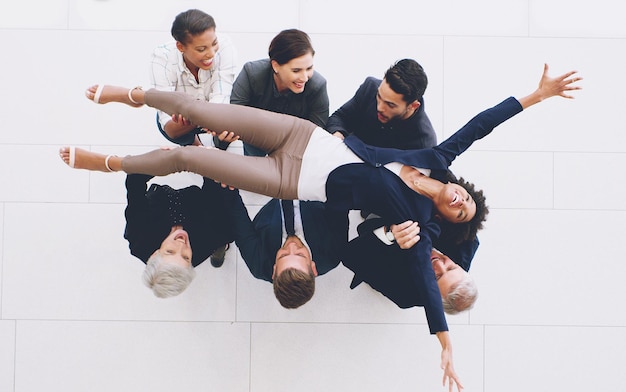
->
xmin=346 ymin=216 xmax=478 ymax=314
xmin=124 ymin=174 xmax=235 ymax=298
xmin=326 ymin=58 xmax=436 ymax=150
xmin=224 ymin=190 xmax=340 ymax=308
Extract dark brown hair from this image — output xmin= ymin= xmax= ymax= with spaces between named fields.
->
xmin=269 ymin=29 xmax=315 ymax=65
xmin=171 ymin=9 xmax=216 ymax=45
xmin=273 ymin=267 xmax=315 ymax=309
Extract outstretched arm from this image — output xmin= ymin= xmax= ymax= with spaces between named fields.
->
xmin=434 ymin=64 xmax=582 ymax=168
xmin=518 ymin=63 xmax=582 ymax=109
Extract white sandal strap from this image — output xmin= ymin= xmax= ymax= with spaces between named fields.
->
xmin=104 ymin=155 xmax=115 ymax=172
xmin=127 ymin=87 xmax=142 ymax=105
xmin=92 ymin=85 xmax=105 ymax=104
xmin=69 ymin=146 xmax=76 ymax=168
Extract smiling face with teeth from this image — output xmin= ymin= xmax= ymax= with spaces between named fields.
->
xmin=272 ymin=52 xmax=315 ymax=94
xmin=157 ymin=226 xmax=193 ymax=268
xmin=433 ymin=183 xmax=477 ymax=223
xmin=176 ymin=28 xmax=219 ymax=77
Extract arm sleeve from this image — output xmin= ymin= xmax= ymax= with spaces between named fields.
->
xmin=149 ymin=45 xmax=178 ymax=127
xmin=407 ymin=224 xmax=448 ymax=334
xmin=325 ymin=80 xmax=369 ymax=136
xmin=306 ymin=76 xmax=330 ymax=128
xmin=414 ymin=99 xmax=438 ymax=148
xmin=230 ymin=63 xmax=253 ymax=106
xmin=432 ymin=233 xmax=479 ymax=273
xmin=208 ymin=36 xmax=238 ymax=104
xmin=434 ymin=97 xmax=523 ymax=167
xmin=124 ymin=174 xmax=154 ymax=262
xmin=223 ymin=191 xmax=274 ymax=281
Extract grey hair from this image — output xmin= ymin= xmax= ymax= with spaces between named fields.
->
xmin=442 ymin=273 xmax=478 ymax=315
xmin=142 ymin=251 xmax=196 ymax=298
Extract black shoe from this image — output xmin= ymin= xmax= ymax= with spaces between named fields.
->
xmin=210 ymin=243 xmax=229 ymax=268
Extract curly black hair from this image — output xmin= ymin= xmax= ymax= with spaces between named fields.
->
xmin=438 ymin=172 xmax=489 ymax=244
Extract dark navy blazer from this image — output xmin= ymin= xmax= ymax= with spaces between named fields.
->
xmin=326 ymin=76 xmax=437 ymax=150
xmin=225 ymin=192 xmax=339 ymax=282
xmin=355 ymin=216 xmax=479 ymax=273
xmin=326 ymin=97 xmax=523 ymax=334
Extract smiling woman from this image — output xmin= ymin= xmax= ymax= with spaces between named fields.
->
xmin=149 ymin=9 xmax=238 ymax=146
xmin=228 ymin=29 xmax=329 ymax=157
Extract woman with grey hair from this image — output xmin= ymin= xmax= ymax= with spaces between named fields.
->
xmin=123 ymin=174 xmax=235 ymax=298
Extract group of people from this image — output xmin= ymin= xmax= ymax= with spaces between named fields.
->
xmin=59 ymin=8 xmax=581 ymax=391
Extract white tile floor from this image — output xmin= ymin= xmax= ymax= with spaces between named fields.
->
xmin=1 ymin=1 xmax=625 ymax=391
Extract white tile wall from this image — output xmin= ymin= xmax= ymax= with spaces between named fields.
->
xmin=14 ymin=320 xmax=250 ymax=392
xmin=471 ymin=209 xmax=626 ymax=327
xmin=485 ymin=325 xmax=626 ymax=392
xmin=250 ymin=323 xmax=485 ymax=391
xmin=1 ymin=1 xmax=623 ymax=391
xmin=0 ymin=321 xmax=15 ymax=392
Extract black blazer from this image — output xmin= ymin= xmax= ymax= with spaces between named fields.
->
xmin=124 ymin=174 xmax=235 ymax=267
xmin=225 ymin=191 xmax=339 ymax=282
xmin=355 ymin=217 xmax=479 ymax=273
xmin=326 ymin=76 xmax=437 ymax=150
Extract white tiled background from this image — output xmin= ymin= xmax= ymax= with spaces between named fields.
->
xmin=0 ymin=1 xmax=623 ymax=391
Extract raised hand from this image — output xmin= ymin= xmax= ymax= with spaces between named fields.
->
xmin=536 ymin=63 xmax=582 ymax=100
xmin=519 ymin=63 xmax=582 ymax=109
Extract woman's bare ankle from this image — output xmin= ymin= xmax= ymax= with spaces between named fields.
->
xmin=59 ymin=146 xmax=118 ymax=172
xmin=128 ymin=87 xmax=145 ymax=106
xmin=86 ymin=85 xmax=144 ymax=107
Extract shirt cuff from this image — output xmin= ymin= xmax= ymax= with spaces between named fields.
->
xmin=373 ymin=227 xmax=395 ymax=245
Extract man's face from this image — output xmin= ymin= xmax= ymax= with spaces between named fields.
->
xmin=375 ymin=79 xmax=419 ymax=123
xmin=431 ymin=249 xmax=467 ymax=297
xmin=273 ymin=236 xmax=317 ymax=279
xmin=158 ymin=226 xmax=193 ymax=268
